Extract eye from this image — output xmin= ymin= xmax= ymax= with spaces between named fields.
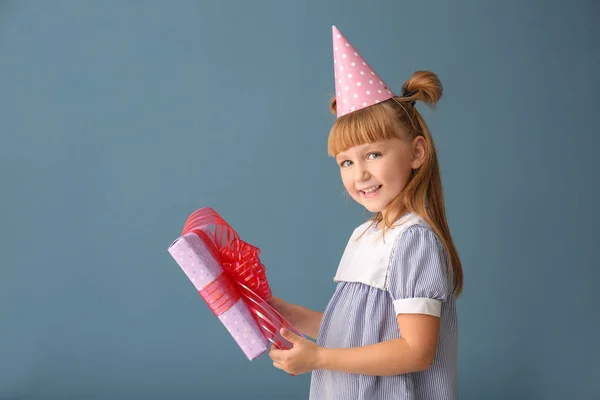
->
xmin=340 ymin=160 xmax=353 ymax=168
xmin=367 ymin=152 xmax=382 ymax=160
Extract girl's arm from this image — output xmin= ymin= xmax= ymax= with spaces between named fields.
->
xmin=317 ymin=313 xmax=439 ymax=375
xmin=268 ymin=296 xmax=323 ymax=339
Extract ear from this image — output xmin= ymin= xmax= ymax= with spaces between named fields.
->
xmin=411 ymin=136 xmax=427 ymax=170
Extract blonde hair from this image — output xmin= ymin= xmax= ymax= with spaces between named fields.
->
xmin=327 ymin=70 xmax=463 ymax=297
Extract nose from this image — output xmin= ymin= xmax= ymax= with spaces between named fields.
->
xmin=354 ymin=162 xmax=370 ymax=182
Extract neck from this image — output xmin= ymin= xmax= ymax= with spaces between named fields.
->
xmin=376 ymin=207 xmax=411 ymax=229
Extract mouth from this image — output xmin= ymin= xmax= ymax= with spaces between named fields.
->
xmin=359 ymin=185 xmax=382 ymax=198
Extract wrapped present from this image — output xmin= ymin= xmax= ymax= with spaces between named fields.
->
xmin=168 ymin=207 xmax=302 ymax=361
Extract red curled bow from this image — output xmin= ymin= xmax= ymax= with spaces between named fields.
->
xmin=181 ymin=207 xmax=302 ymax=351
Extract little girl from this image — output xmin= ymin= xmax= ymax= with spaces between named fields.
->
xmin=268 ymin=26 xmax=463 ymax=400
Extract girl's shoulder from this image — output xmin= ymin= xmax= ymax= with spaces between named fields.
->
xmin=334 ymin=212 xmax=444 ymax=290
xmin=387 ymin=214 xmax=446 ymax=255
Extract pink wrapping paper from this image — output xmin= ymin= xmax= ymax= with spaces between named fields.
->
xmin=168 ymin=232 xmax=268 ymax=360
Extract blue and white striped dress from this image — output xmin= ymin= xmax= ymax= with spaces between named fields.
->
xmin=309 ymin=212 xmax=459 ymax=400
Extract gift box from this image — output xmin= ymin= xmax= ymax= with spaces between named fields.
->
xmin=169 ymin=232 xmax=268 ymax=360
xmin=168 ymin=207 xmax=302 ymax=361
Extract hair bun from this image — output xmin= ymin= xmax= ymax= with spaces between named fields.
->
xmin=401 ymin=70 xmax=443 ymax=109
xmin=329 ymin=97 xmax=337 ymax=115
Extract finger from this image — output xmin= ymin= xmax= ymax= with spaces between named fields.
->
xmin=281 ymin=328 xmax=302 ymax=344
xmin=269 ymin=348 xmax=284 ymax=362
xmin=272 ymin=361 xmax=286 ymax=371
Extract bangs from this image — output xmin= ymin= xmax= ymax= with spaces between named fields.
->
xmin=327 ymin=101 xmax=400 ymax=157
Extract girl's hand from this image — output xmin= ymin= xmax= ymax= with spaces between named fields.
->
xmin=267 ymin=296 xmax=324 ymax=340
xmin=268 ymin=328 xmax=323 ymax=375
xmin=267 ymin=296 xmax=293 ymax=322
xmin=267 ymin=296 xmax=289 ymax=313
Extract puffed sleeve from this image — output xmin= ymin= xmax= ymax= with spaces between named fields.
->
xmin=387 ymin=225 xmax=450 ymax=318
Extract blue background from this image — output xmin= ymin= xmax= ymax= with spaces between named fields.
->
xmin=1 ymin=1 xmax=598 ymax=399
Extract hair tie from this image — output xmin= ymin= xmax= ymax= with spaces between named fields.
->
xmin=402 ymin=90 xmax=417 ymax=106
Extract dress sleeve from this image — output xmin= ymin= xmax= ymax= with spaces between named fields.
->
xmin=387 ymin=225 xmax=449 ymax=318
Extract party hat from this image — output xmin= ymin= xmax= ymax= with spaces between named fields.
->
xmin=332 ymin=26 xmax=395 ymax=117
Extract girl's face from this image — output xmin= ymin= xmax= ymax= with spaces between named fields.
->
xmin=335 ymin=136 xmax=426 ymax=216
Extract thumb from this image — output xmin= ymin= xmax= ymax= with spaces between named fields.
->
xmin=280 ymin=328 xmax=302 ymax=343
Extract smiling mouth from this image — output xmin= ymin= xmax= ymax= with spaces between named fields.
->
xmin=359 ymin=185 xmax=382 ymax=198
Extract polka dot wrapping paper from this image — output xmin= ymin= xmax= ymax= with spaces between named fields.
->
xmin=168 ymin=232 xmax=268 ymax=360
xmin=167 ymin=207 xmax=303 ymax=361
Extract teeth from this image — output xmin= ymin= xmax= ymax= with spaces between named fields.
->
xmin=363 ymin=185 xmax=380 ymax=193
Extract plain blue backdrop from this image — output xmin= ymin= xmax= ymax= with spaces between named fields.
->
xmin=1 ymin=1 xmax=598 ymax=399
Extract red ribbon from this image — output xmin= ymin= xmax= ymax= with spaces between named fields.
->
xmin=181 ymin=207 xmax=302 ymax=351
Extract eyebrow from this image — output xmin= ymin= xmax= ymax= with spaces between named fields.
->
xmin=336 ymin=144 xmax=383 ymax=161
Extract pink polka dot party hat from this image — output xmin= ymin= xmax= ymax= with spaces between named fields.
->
xmin=332 ymin=25 xmax=395 ymax=117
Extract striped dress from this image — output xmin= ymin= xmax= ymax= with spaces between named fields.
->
xmin=309 ymin=212 xmax=459 ymax=400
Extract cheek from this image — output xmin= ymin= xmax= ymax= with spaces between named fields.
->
xmin=382 ymin=164 xmax=412 ymax=189
xmin=341 ymin=172 xmax=358 ymax=195
xmin=341 ymin=173 xmax=353 ymax=192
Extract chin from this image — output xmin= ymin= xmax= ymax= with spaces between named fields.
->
xmin=352 ymin=193 xmax=390 ymax=214
xmin=362 ymin=203 xmax=386 ymax=213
